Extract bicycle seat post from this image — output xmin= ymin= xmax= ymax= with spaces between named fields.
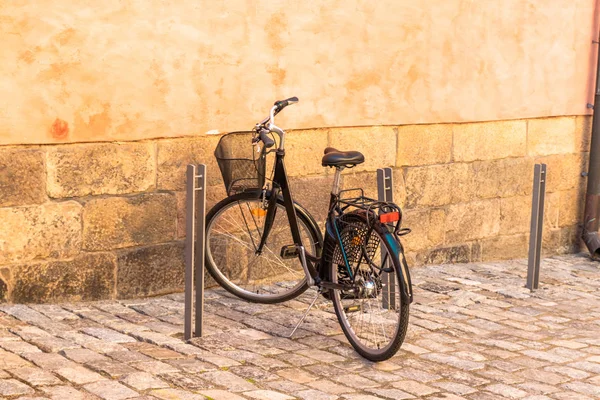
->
xmin=331 ymin=167 xmax=343 ymax=195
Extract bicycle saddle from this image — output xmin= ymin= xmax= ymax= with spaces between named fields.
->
xmin=322 ymin=147 xmax=365 ymax=168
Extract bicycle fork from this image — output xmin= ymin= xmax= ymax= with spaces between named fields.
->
xmin=256 ymin=187 xmax=279 ymax=255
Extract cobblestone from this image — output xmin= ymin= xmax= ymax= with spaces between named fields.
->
xmin=86 ymin=359 xmax=139 ymax=378
xmin=0 ymin=379 xmax=35 ymax=396
xmin=55 ymin=366 xmax=106 ymax=385
xmin=244 ymin=390 xmax=295 ymax=400
xmin=0 ymin=339 xmax=42 ymax=354
xmin=10 ymin=366 xmax=61 ymax=386
xmin=119 ymin=372 xmax=169 ymax=391
xmin=149 ymin=388 xmax=205 ymax=399
xmin=0 ymin=348 xmax=31 ymax=368
xmin=82 ymin=327 xmax=139 ymax=343
xmin=83 ymin=380 xmax=139 ymax=400
xmin=0 ymin=255 xmax=598 ymax=398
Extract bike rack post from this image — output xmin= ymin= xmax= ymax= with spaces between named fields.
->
xmin=184 ymin=164 xmax=207 ymax=340
xmin=526 ymin=163 xmax=546 ymax=291
xmin=377 ymin=167 xmax=396 ymax=309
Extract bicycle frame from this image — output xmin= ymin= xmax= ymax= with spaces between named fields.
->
xmin=256 ymin=148 xmax=323 ymax=284
xmin=256 ymin=146 xmax=365 ymax=290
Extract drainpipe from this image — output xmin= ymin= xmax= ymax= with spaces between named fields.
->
xmin=582 ymin=29 xmax=600 ymax=260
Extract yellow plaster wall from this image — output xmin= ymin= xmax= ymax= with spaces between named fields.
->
xmin=0 ymin=0 xmax=598 ymax=145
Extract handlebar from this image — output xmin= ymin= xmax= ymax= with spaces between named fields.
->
xmin=254 ymin=96 xmax=298 ymax=150
xmin=274 ymin=96 xmax=299 ymax=113
xmin=258 ymin=128 xmax=275 ymax=148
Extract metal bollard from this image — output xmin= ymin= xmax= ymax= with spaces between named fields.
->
xmin=184 ymin=164 xmax=207 ymax=340
xmin=526 ymin=163 xmax=546 ymax=291
xmin=377 ymin=167 xmax=396 ymax=310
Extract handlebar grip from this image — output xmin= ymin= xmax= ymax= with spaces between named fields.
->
xmin=259 ymin=129 xmax=275 ymax=148
xmin=274 ymin=96 xmax=299 ymax=111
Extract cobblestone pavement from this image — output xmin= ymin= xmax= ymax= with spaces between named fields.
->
xmin=1 ymin=254 xmax=600 ymax=400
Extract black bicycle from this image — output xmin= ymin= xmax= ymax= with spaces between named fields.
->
xmin=205 ymin=97 xmax=413 ymax=361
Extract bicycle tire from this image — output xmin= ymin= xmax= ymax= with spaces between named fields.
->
xmin=205 ymin=192 xmax=322 ymax=304
xmin=328 ymin=211 xmax=410 ymax=361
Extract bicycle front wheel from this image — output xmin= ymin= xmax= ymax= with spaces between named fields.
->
xmin=205 ymin=192 xmax=321 ymax=304
xmin=328 ymin=212 xmax=410 ymax=361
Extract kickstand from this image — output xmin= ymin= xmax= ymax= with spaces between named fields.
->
xmin=288 ymin=290 xmax=320 ymax=338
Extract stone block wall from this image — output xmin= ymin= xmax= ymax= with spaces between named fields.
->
xmin=0 ymin=115 xmax=591 ymax=303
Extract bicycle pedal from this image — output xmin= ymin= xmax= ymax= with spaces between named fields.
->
xmin=280 ymin=244 xmax=299 ymax=259
xmin=344 ymin=304 xmax=363 ymax=313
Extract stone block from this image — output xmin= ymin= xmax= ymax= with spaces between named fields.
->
xmin=471 ymin=157 xmax=534 ymax=199
xmin=342 ymin=170 xmax=378 ymax=200
xmin=401 ymin=208 xmax=446 ymax=252
xmin=542 ymin=227 xmax=562 ymax=257
xmin=285 ymin=129 xmax=329 ymax=176
xmin=401 ymin=209 xmax=431 ymax=252
xmin=453 ymin=120 xmax=527 ymax=162
xmin=46 ymin=142 xmax=155 ymax=198
xmin=0 ymin=350 xmax=30 ymax=369
xmin=0 ymin=149 xmax=46 ymax=207
xmin=289 ymin=175 xmax=334 ymax=224
xmin=10 ymin=253 xmax=116 ymax=303
xmin=175 ymin=191 xmax=186 ymax=240
xmin=445 ymin=199 xmax=500 ymax=243
xmin=535 ymin=153 xmax=587 ymax=192
xmin=342 ymin=168 xmax=407 ymax=207
xmin=9 ymin=366 xmax=61 ymax=386
xmin=417 ymin=244 xmax=471 ymax=265
xmin=0 ymin=202 xmax=82 ymax=264
xmin=83 ymin=194 xmax=176 ymax=251
xmin=397 ymin=124 xmax=452 ymax=166
xmin=558 ymin=188 xmax=584 ymax=228
xmin=471 ymin=242 xmax=482 ymax=262
xmin=558 ymin=225 xmax=585 ymax=254
xmin=329 ymin=126 xmax=396 ymax=171
xmin=575 ymin=115 xmax=592 ymax=152
xmin=205 ymin=185 xmax=228 ymax=210
xmin=176 ymin=185 xmax=227 ymax=239
xmin=527 ymin=116 xmax=577 ymax=156
xmin=84 ymin=380 xmax=138 ymax=400
xmin=0 ymin=379 xmax=34 ymax=397
xmin=0 ymin=284 xmax=7 ymax=303
xmin=157 ymin=136 xmax=222 ymax=191
xmin=0 ymin=268 xmax=9 ymax=302
xmin=543 ymin=192 xmax=560 ymax=230
xmin=481 ymin=234 xmax=528 ymax=261
xmin=116 ymin=243 xmax=185 ymax=299
xmin=403 ymin=251 xmax=418 ymax=267
xmin=405 ymin=163 xmax=473 ymax=208
xmin=499 ymin=196 xmax=531 ymax=235
xmin=428 ymin=208 xmax=446 ymax=245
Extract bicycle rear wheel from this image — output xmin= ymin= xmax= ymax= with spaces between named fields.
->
xmin=205 ymin=192 xmax=321 ymax=303
xmin=328 ymin=212 xmax=409 ymax=361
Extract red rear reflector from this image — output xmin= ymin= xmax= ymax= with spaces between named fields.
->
xmin=380 ymin=212 xmax=399 ymax=223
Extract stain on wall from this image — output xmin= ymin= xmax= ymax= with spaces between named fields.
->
xmin=0 ymin=0 xmax=597 ymax=146
xmin=50 ymin=118 xmax=69 ymax=140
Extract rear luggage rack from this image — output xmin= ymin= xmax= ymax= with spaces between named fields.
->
xmin=336 ymin=188 xmax=410 ymax=237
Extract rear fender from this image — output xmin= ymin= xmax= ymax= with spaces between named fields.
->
xmin=384 ymin=232 xmax=413 ymax=304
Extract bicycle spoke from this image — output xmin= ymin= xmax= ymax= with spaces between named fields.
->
xmin=243 ymin=201 xmax=264 ymax=239
xmin=206 ymin=197 xmax=314 ymax=301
